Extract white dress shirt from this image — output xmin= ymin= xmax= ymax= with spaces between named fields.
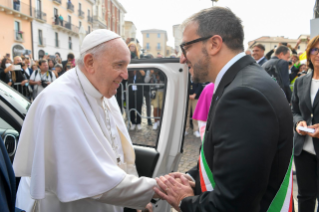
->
xmin=214 ymin=52 xmax=246 ymax=93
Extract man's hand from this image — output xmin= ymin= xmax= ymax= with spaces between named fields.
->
xmin=307 ymin=124 xmax=319 ymax=139
xmin=37 ymin=81 xmax=42 ymax=85
xmin=296 ymin=121 xmax=307 ymax=136
xmin=7 ymin=81 xmax=12 ymax=86
xmin=189 ymin=94 xmax=196 ymax=100
xmin=169 ymin=172 xmax=195 ymax=188
xmin=154 ymin=175 xmax=194 ymax=212
xmin=21 ymin=80 xmax=28 ymax=86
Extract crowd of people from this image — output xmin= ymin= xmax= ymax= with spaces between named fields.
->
xmin=0 ymin=52 xmax=76 ymax=100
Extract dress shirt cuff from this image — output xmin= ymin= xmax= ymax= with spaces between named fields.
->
xmin=92 ymin=174 xmax=157 ymax=210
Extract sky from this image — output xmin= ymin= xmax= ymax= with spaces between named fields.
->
xmin=120 ymin=0 xmax=315 ymax=50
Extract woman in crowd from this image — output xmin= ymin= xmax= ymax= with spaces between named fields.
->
xmin=290 ymin=62 xmax=308 ymax=91
xmin=128 ymin=42 xmax=140 ymax=59
xmin=291 ymin=35 xmax=319 ymax=211
xmin=48 ymin=59 xmax=56 ymax=71
xmin=0 ymin=58 xmax=12 ymax=85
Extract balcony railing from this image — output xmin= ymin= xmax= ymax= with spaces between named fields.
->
xmin=87 ymin=15 xmax=93 ymax=23
xmin=156 ymin=47 xmax=161 ymax=50
xmin=0 ymin=0 xmax=32 ymax=18
xmin=52 ymin=20 xmax=79 ymax=34
xmin=34 ymin=9 xmax=47 ymax=22
xmin=78 ymin=10 xmax=84 ymax=18
xmin=53 ymin=0 xmax=61 ymax=4
xmin=69 ymin=42 xmax=72 ymax=50
xmin=14 ymin=30 xmax=23 ymax=42
xmin=38 ymin=37 xmax=45 ymax=46
xmin=67 ymin=2 xmax=74 ymax=12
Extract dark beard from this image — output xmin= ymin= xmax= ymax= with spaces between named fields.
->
xmin=192 ymin=48 xmax=209 ymax=83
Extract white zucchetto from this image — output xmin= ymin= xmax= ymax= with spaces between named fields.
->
xmin=80 ymin=29 xmax=121 ymax=54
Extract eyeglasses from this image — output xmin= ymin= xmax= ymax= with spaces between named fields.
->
xmin=180 ymin=35 xmax=214 ymax=57
xmin=310 ymin=48 xmax=319 ymax=55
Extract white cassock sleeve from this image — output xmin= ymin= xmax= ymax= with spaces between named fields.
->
xmin=91 ymin=175 xmax=157 ymax=209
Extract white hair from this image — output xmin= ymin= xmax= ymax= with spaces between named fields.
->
xmin=76 ymin=42 xmax=109 ymax=68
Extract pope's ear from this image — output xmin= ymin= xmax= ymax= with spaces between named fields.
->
xmin=83 ymin=53 xmax=94 ymax=74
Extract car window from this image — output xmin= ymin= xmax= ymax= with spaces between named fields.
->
xmin=117 ymin=68 xmax=167 ymax=148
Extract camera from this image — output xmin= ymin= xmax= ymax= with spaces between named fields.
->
xmin=41 ymin=80 xmax=49 ymax=88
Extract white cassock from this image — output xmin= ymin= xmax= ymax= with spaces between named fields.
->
xmin=13 ymin=67 xmax=157 ymax=212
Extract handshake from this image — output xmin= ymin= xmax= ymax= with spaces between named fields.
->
xmin=151 ymin=172 xmax=196 ymax=212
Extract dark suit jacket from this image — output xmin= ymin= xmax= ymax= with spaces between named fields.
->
xmin=181 ymin=56 xmax=293 ymax=212
xmin=0 ymin=137 xmax=16 ymax=212
xmin=291 ymin=72 xmax=319 ymax=156
xmin=262 ymin=56 xmax=292 ymax=102
xmin=257 ymin=57 xmax=267 ymax=66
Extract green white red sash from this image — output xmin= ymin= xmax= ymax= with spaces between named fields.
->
xmin=199 ymin=131 xmax=293 ymax=212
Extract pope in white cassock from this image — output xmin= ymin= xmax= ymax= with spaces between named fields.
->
xmin=13 ymin=29 xmax=158 ymax=212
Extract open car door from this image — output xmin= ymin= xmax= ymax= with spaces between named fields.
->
xmin=123 ymin=58 xmax=189 ymax=211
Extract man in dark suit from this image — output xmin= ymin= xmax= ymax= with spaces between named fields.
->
xmin=154 ymin=7 xmax=293 ymax=212
xmin=62 ymin=53 xmax=74 ymax=71
xmin=252 ymin=44 xmax=268 ymax=66
xmin=0 ymin=136 xmax=24 ymax=212
xmin=262 ymin=46 xmax=292 ymax=102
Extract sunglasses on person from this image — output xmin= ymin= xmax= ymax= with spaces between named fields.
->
xmin=311 ymin=48 xmax=319 ymax=55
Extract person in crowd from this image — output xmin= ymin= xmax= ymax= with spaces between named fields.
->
xmin=62 ymin=53 xmax=74 ymax=71
xmin=262 ymin=46 xmax=292 ymax=102
xmin=48 ymin=58 xmax=56 ymax=71
xmin=0 ymin=58 xmax=12 ymax=85
xmin=128 ymin=69 xmax=145 ymax=130
xmin=31 ymin=62 xmax=38 ymax=72
xmin=185 ymin=77 xmax=203 ymax=137
xmin=54 ymin=63 xmax=65 ymax=78
xmin=245 ymin=49 xmax=251 ymax=56
xmin=22 ymin=56 xmax=33 ymax=78
xmin=55 ymin=52 xmax=62 ymax=63
xmin=144 ymin=69 xmax=155 ymax=126
xmin=13 ymin=29 xmax=157 ymax=212
xmin=59 ymin=14 xmax=63 ymax=26
xmin=54 ymin=14 xmax=59 ymax=25
xmin=266 ymin=41 xmax=299 ymax=60
xmin=154 ymin=7 xmax=293 ymax=212
xmin=192 ymin=83 xmax=214 ymax=140
xmin=29 ymin=59 xmax=56 ymax=99
xmin=150 ymin=70 xmax=165 ymax=130
xmin=252 ymin=44 xmax=267 ymax=66
xmin=128 ymin=42 xmax=140 ymax=59
xmin=8 ymin=56 xmax=29 ymax=96
xmin=291 ymin=35 xmax=319 ymax=212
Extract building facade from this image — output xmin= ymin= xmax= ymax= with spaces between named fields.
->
xmin=31 ymin=0 xmax=94 ymax=60
xmin=124 ymin=21 xmax=136 ymax=41
xmin=0 ymin=0 xmax=34 ymax=59
xmin=173 ymin=24 xmax=182 ymax=56
xmin=105 ymin=0 xmax=126 ymax=36
xmin=92 ymin=0 xmax=106 ymax=30
xmin=141 ymin=29 xmax=168 ymax=57
xmin=248 ymin=35 xmax=309 ymax=55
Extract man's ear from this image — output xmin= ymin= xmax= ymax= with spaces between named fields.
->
xmin=207 ymin=35 xmax=223 ymax=56
xmin=84 ymin=54 xmax=94 ymax=74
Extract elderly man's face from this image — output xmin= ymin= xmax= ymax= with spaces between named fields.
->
xmin=14 ymin=57 xmax=22 ymax=64
xmin=252 ymin=46 xmax=264 ymax=61
xmin=180 ymin=23 xmax=210 ymax=83
xmin=93 ymin=38 xmax=130 ymax=98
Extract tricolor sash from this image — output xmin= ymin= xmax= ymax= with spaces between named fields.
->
xmin=199 ymin=133 xmax=294 ymax=212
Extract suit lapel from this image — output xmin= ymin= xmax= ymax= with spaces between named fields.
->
xmin=303 ymin=73 xmax=312 ymax=112
xmin=0 ymin=146 xmax=12 ymax=196
xmin=205 ymin=55 xmax=256 ymax=134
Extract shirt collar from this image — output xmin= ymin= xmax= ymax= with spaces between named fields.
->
xmin=213 ymin=52 xmax=246 ymax=93
xmin=256 ymin=56 xmax=265 ymax=63
xmin=77 ymin=66 xmax=103 ymax=100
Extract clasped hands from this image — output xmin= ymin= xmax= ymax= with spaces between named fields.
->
xmin=152 ymin=172 xmax=195 ymax=212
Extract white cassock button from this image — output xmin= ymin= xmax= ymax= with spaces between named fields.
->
xmin=311 ymin=114 xmax=313 ymax=118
